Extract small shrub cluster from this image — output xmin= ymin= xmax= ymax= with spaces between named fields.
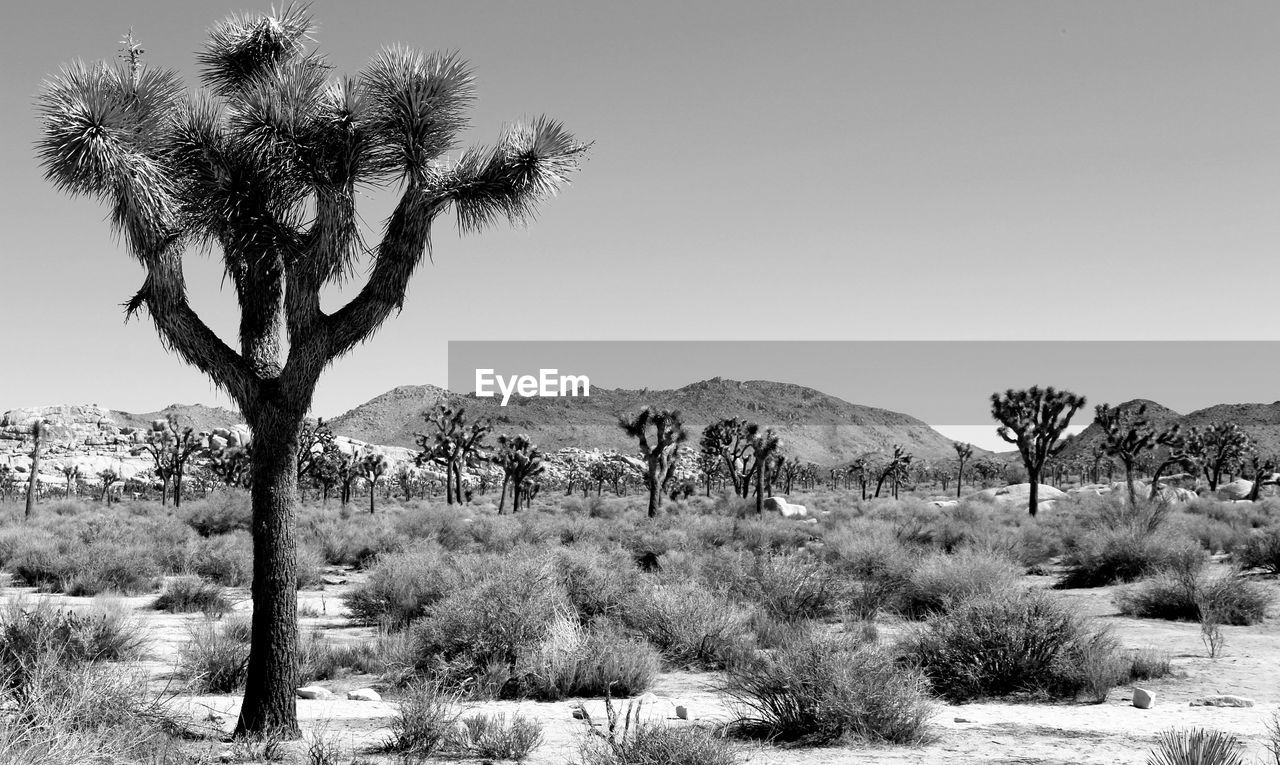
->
xmin=1238 ymin=527 xmax=1280 ymax=574
xmin=153 ymin=575 xmax=229 ymax=615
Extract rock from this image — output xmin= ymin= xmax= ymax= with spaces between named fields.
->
xmin=322 ymin=577 xmax=347 ymax=586
xmin=572 ymin=707 xmax=587 ymax=720
xmin=1190 ymin=695 xmax=1254 ymax=707
xmin=954 ymin=717 xmax=974 ymax=723
xmin=347 ymin=688 xmax=381 ymax=702
xmin=1216 ymin=480 xmax=1253 ymax=501
xmin=928 ymin=499 xmax=959 ymax=508
xmin=296 ymin=685 xmax=333 ymax=700
xmin=762 ymin=496 xmax=807 ymax=517
xmin=802 ymin=517 xmax=818 ymax=525
xmin=674 ymin=704 xmax=688 ymax=720
xmin=1133 ymin=688 xmax=1154 ymax=709
xmin=969 ymin=483 xmax=1066 ymax=506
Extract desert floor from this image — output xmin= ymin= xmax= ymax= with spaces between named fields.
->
xmin=6 ymin=562 xmax=1277 ymax=765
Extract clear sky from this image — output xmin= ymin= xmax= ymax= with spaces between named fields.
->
xmin=3 ymin=2 xmax=1279 ymax=444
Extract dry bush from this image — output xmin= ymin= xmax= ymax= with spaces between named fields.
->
xmin=153 ymin=575 xmax=230 ymax=615
xmin=620 ymin=581 xmax=749 ymax=670
xmin=342 ymin=544 xmax=470 ymax=628
xmin=1059 ymin=526 xmax=1205 ymax=589
xmin=1116 ymin=568 xmax=1272 ymax=625
xmin=906 ymin=589 xmax=1123 ymax=702
xmin=517 ymin=617 xmax=658 ymax=700
xmin=725 ymin=630 xmax=933 ymax=745
xmin=1237 ymin=527 xmax=1280 ymax=574
xmin=897 ymin=547 xmax=1021 ymax=618
xmin=463 ymin=712 xmax=544 ymax=760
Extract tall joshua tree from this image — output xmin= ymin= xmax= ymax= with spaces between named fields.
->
xmin=747 ymin=427 xmax=781 ymax=513
xmin=619 ymin=408 xmax=687 ymax=517
xmin=416 ymin=405 xmax=492 ymax=505
xmin=952 ymin=442 xmax=973 ymax=499
xmin=991 ymin=386 xmax=1086 ymax=517
xmin=36 ymin=8 xmax=586 ymax=738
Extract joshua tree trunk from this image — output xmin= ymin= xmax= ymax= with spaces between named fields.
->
xmin=645 ymin=474 xmax=660 ymax=518
xmin=1027 ymin=470 xmax=1041 ymax=517
xmin=236 ymin=408 xmax=302 ymax=739
xmin=498 ymin=474 xmax=509 ymax=515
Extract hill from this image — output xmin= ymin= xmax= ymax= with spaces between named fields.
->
xmin=327 ymin=377 xmax=964 ymax=465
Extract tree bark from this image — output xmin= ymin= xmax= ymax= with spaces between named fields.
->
xmin=1027 ymin=469 xmax=1040 ymax=517
xmin=235 ymin=408 xmax=301 ymax=739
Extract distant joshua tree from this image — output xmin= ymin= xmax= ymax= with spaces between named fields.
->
xmin=1094 ymin=403 xmax=1182 ymax=507
xmin=297 ymin=418 xmax=334 ymax=481
xmin=208 ymin=444 xmax=253 ymax=489
xmin=26 ymin=420 xmax=46 ymax=519
xmin=60 ymin=463 xmax=81 ymax=498
xmin=747 ymin=428 xmax=782 ymax=512
xmin=991 ymin=386 xmax=1086 ymax=516
xmin=137 ymin=417 xmax=203 ymax=506
xmin=873 ymin=445 xmax=913 ymax=500
xmin=952 ymin=442 xmax=973 ymax=499
xmin=495 ymin=434 xmax=543 ymax=514
xmin=1185 ymin=422 xmax=1250 ymax=491
xmin=358 ymin=450 xmax=388 ymax=514
xmin=417 ymin=405 xmax=492 ymax=505
xmin=97 ymin=468 xmax=120 ymax=505
xmin=700 ymin=418 xmax=758 ymax=498
xmin=620 ymin=408 xmax=687 ymax=517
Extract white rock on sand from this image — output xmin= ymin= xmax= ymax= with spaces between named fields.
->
xmin=296 ymin=685 xmax=333 ymax=700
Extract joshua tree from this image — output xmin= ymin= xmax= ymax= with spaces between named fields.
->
xmin=744 ymin=428 xmax=781 ymax=512
xmin=97 ymin=468 xmax=120 ymax=505
xmin=208 ymin=443 xmax=253 ymax=489
xmin=0 ymin=465 xmax=13 ymax=502
xmin=1242 ymin=449 xmax=1276 ymax=502
xmin=990 ymin=386 xmax=1086 ymax=516
xmin=37 ymin=7 xmax=585 ymax=734
xmin=358 ymin=451 xmax=388 ymax=514
xmin=1094 ymin=403 xmax=1182 ymax=507
xmin=297 ymin=418 xmax=334 ymax=482
xmin=136 ymin=418 xmax=203 ymax=507
xmin=309 ymin=443 xmax=345 ymax=504
xmin=60 ymin=463 xmax=81 ymax=498
xmin=619 ymin=408 xmax=688 ymax=517
xmin=416 ymin=405 xmax=492 ymax=505
xmin=952 ymin=442 xmax=973 ymax=499
xmin=1185 ymin=422 xmax=1250 ymax=491
xmin=25 ymin=420 xmax=46 ymax=519
xmin=495 ymin=434 xmax=543 ymax=514
xmin=873 ymin=445 xmax=913 ymax=499
xmin=700 ymin=418 xmax=758 ymax=498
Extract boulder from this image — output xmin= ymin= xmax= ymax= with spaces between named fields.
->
xmin=1133 ymin=688 xmax=1155 ymax=709
xmin=296 ymin=685 xmax=333 ymax=700
xmin=762 ymin=497 xmax=807 ymax=517
xmin=346 ymin=688 xmax=381 ymax=702
xmin=674 ymin=703 xmax=689 ymax=720
xmin=968 ymin=483 xmax=1066 ymax=507
xmin=928 ymin=499 xmax=959 ymax=508
xmin=1190 ymin=695 xmax=1254 ymax=708
xmin=1216 ymin=480 xmax=1253 ymax=501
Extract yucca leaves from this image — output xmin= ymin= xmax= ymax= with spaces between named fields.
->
xmin=1147 ymin=727 xmax=1243 ymax=765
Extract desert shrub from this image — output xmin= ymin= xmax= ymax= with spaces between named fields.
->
xmin=181 ymin=491 xmax=252 ymax=536
xmin=898 ymin=548 xmax=1021 ymax=618
xmin=822 ymin=524 xmax=916 ymax=618
xmin=410 ymin=558 xmax=570 ymax=695
xmin=1238 ymin=527 xmax=1280 ymax=574
xmin=153 ymin=575 xmax=229 ymax=615
xmin=62 ymin=541 xmax=162 ymax=596
xmin=518 ymin=618 xmax=658 ymax=700
xmin=304 ymin=514 xmax=400 ymax=568
xmin=297 ymin=632 xmax=391 ymax=684
xmin=188 ymin=532 xmax=253 ymax=586
xmin=1059 ymin=526 xmax=1205 ymax=588
xmin=1128 ymin=648 xmax=1173 ymax=681
xmin=0 ymin=600 xmax=146 ymax=682
xmin=721 ymin=551 xmax=848 ymax=621
xmin=1147 ymin=727 xmax=1243 ymax=765
xmin=343 ymin=546 xmax=469 ymax=629
xmin=1116 ymin=569 xmax=1272 ymax=625
xmin=296 ymin=544 xmax=324 ymax=589
xmin=725 ymin=631 xmax=932 ymax=745
xmin=380 ymin=679 xmax=465 ymax=756
xmin=177 ymin=619 xmax=247 ymax=693
xmin=727 ymin=518 xmax=810 ymax=552
xmin=578 ymin=721 xmax=740 ymax=765
xmin=906 ymin=589 xmax=1123 ymax=702
xmin=463 ymin=712 xmax=544 ymax=760
xmin=555 ymin=547 xmax=641 ymax=621
xmin=620 ymin=581 xmax=748 ymax=669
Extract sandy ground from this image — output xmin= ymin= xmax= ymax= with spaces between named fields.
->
xmin=4 ymin=566 xmax=1279 ymax=765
